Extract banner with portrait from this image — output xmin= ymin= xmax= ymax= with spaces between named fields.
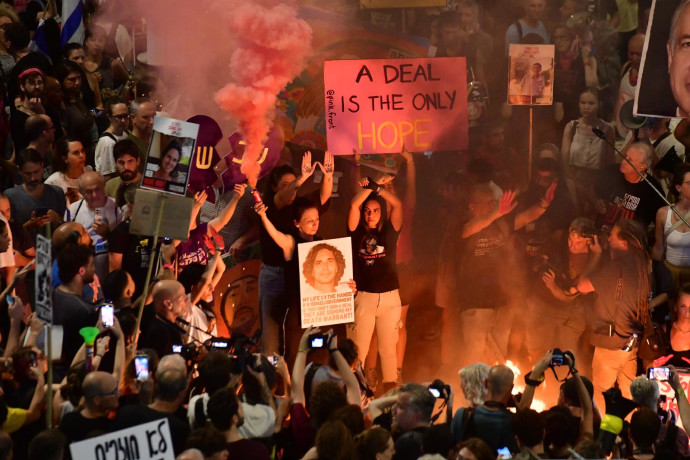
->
xmin=141 ymin=116 xmax=199 ymax=196
xmin=298 ymin=237 xmax=354 ymax=328
xmin=507 ymin=44 xmax=555 ymax=106
xmin=635 ymin=0 xmax=685 ymax=117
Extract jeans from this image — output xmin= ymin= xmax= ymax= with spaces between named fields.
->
xmin=347 ymin=290 xmax=401 ymax=383
xmin=258 ymin=264 xmax=286 ymax=355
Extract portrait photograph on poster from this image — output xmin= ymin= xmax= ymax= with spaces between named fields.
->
xmin=507 ymin=44 xmax=555 ymax=106
xmin=636 ymin=0 xmax=686 ymax=117
xmin=141 ymin=116 xmax=199 ymax=196
xmin=298 ymin=237 xmax=354 ymax=328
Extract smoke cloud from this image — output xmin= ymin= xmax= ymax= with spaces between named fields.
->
xmin=215 ymin=0 xmax=312 ymax=186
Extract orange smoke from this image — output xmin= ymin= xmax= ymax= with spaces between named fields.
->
xmin=215 ymin=0 xmax=312 ymax=186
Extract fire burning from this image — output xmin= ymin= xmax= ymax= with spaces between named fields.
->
xmin=505 ymin=359 xmax=548 ymax=412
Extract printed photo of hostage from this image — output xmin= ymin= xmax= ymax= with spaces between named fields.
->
xmin=507 ymin=44 xmax=555 ymax=106
xmin=636 ymin=0 xmax=688 ymax=117
xmin=141 ymin=116 xmax=199 ymax=196
xmin=298 ymin=237 xmax=355 ymax=328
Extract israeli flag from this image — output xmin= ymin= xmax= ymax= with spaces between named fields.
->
xmin=60 ymin=0 xmax=84 ymax=46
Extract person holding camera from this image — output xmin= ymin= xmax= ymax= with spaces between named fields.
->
xmin=573 ymin=218 xmax=650 ymax=409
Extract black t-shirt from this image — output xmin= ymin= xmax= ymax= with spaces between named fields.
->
xmin=137 ymin=305 xmax=184 ymax=359
xmin=111 ymin=405 xmax=190 ymax=457
xmin=226 ymin=439 xmax=271 ymax=460
xmin=109 ymin=220 xmax=154 ymax=299
xmin=348 ymin=219 xmax=400 ymax=293
xmin=595 ymin=166 xmax=665 ymax=228
xmin=59 ymin=412 xmax=113 ymax=443
xmin=52 ymin=288 xmax=97 ymax=365
xmin=589 ymin=254 xmax=644 ymax=349
xmin=456 ymin=215 xmax=514 ymax=309
xmin=259 ymin=190 xmax=324 ymax=267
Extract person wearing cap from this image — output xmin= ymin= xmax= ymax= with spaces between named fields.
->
xmin=10 ymin=67 xmax=45 ymax=154
xmin=3 ymin=22 xmax=51 ymax=105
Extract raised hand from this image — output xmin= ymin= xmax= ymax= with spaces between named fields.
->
xmin=321 ymin=151 xmax=335 ymax=175
xmin=254 ymin=202 xmax=268 ymax=217
xmin=193 ymin=191 xmax=208 ymax=209
xmin=234 ymin=183 xmax=247 ymax=197
xmin=498 ymin=191 xmax=518 ymax=216
xmin=301 ymin=151 xmax=314 ymax=178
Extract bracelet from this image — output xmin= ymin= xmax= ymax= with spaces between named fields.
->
xmin=329 ymin=348 xmax=338 ymax=353
xmin=162 ymin=264 xmax=175 ymax=270
xmin=298 ymin=348 xmax=309 ymax=354
xmin=524 ymin=371 xmax=544 ymax=387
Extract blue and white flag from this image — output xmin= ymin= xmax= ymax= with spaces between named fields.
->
xmin=28 ymin=18 xmax=51 ymax=62
xmin=60 ymin=0 xmax=84 ymax=46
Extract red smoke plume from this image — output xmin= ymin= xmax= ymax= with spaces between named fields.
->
xmin=215 ymin=0 xmax=312 ymax=186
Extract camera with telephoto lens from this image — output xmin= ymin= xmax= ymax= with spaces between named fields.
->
xmin=550 ymin=348 xmax=575 ymax=368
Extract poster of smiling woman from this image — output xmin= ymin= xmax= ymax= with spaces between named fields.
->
xmin=298 ymin=237 xmax=355 ymax=328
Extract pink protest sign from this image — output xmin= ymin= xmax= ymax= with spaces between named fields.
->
xmin=324 ymin=57 xmax=467 ymax=154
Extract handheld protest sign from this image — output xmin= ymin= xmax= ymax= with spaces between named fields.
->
xmin=507 ymin=44 xmax=554 ymax=106
xmin=212 ymin=259 xmax=261 ymax=338
xmin=141 ymin=116 xmax=199 ymax=196
xmin=130 ymin=189 xmax=194 ymax=241
xmin=298 ymin=237 xmax=354 ymax=328
xmin=35 ymin=234 xmax=52 ymax=324
xmin=636 ymin=0 xmax=684 ymax=117
xmin=69 ymin=419 xmax=174 ymax=460
xmin=324 ymin=57 xmax=468 ymax=154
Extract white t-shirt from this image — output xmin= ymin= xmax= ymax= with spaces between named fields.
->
xmin=0 ymin=214 xmax=14 ymax=269
xmin=65 ymin=197 xmax=121 ymax=279
xmin=95 ymin=132 xmax=128 ymax=175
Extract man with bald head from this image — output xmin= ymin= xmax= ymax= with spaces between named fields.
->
xmin=616 ymin=33 xmax=646 ymax=139
xmin=65 ymin=171 xmax=121 ymax=280
xmin=138 ymin=280 xmax=187 ymax=359
xmin=451 ymin=364 xmax=518 ymax=453
xmin=58 ymin=371 xmax=117 ymax=443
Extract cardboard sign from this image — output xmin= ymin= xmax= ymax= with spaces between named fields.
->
xmin=508 ymin=44 xmax=555 ymax=106
xmin=324 ymin=57 xmax=468 ymax=154
xmin=298 ymin=237 xmax=354 ymax=328
xmin=635 ymin=0 xmax=683 ymax=117
xmin=69 ymin=419 xmax=174 ymax=460
xmin=129 ymin=189 xmax=194 ymax=241
xmin=35 ymin=234 xmax=51 ymax=324
xmin=141 ymin=116 xmax=199 ymax=196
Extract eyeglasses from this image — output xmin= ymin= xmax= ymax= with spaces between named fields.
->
xmin=172 ymin=292 xmax=191 ymax=304
xmin=111 ymin=114 xmax=129 ymax=120
xmin=98 ymin=386 xmax=119 ymax=397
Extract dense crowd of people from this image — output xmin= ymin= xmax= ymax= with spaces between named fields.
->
xmin=0 ymin=0 xmax=689 ymax=459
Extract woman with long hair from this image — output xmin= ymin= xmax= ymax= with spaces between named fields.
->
xmin=45 ymin=138 xmax=91 ymax=204
xmin=347 ymin=175 xmax=402 ymax=392
xmin=153 ymin=140 xmax=182 ymax=182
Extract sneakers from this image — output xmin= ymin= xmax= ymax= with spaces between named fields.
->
xmin=396 ymin=368 xmax=403 ymax=387
xmin=365 ymin=368 xmax=379 ymax=390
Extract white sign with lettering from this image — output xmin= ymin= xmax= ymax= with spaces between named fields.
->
xmin=69 ymin=419 xmax=174 ymax=460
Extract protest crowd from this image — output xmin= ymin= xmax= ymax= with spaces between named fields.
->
xmin=2 ymin=0 xmax=690 ymax=459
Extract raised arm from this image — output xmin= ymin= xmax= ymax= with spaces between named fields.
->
xmin=255 ymin=202 xmax=295 ymax=261
xmin=291 ymin=327 xmax=320 ymax=405
xmin=274 ymin=152 xmax=315 ymax=210
xmin=348 ymin=181 xmax=375 ymax=232
xmin=514 ymin=181 xmax=557 ymax=230
xmin=462 ymin=190 xmax=517 ymax=238
xmin=25 ymin=360 xmax=46 ymax=425
xmin=3 ymin=296 xmax=24 ymax=358
xmin=573 ymin=367 xmax=594 ymax=442
xmin=670 ymin=365 xmax=690 ymax=435
xmin=518 ymin=349 xmax=552 ymax=411
xmin=327 ymin=331 xmax=361 ymax=407
xmin=317 ymin=151 xmax=334 ymax=205
xmin=401 ymin=147 xmax=416 ymax=210
xmin=208 ymin=184 xmax=247 ymax=234
xmin=189 ymin=191 xmax=208 ymax=232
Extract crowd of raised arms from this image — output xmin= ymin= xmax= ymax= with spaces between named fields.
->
xmin=1 ymin=0 xmax=690 ymax=459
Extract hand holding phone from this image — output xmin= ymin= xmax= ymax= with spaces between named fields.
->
xmin=135 ymin=354 xmax=149 ymax=381
xmin=100 ymin=304 xmax=114 ymax=328
xmin=648 ymin=367 xmax=671 ymax=381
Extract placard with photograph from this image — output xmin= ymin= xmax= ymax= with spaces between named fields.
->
xmin=298 ymin=237 xmax=354 ymax=328
xmin=507 ymin=44 xmax=555 ymax=106
xmin=141 ymin=116 xmax=199 ymax=196
xmin=635 ymin=0 xmax=684 ymax=117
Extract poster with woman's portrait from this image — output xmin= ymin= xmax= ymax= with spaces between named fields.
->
xmin=507 ymin=44 xmax=555 ymax=106
xmin=298 ymin=237 xmax=354 ymax=328
xmin=141 ymin=116 xmax=199 ymax=196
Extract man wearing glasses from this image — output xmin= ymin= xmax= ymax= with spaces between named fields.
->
xmin=95 ymin=101 xmax=130 ymax=180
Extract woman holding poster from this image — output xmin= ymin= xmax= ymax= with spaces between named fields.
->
xmin=347 ymin=177 xmax=403 ymax=392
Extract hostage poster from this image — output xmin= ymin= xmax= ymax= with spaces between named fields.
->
xmin=298 ymin=237 xmax=355 ymax=328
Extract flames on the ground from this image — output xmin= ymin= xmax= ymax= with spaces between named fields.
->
xmin=505 ymin=360 xmax=547 ymax=412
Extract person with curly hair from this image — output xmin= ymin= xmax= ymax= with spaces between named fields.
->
xmin=302 ymin=242 xmax=346 ymax=295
